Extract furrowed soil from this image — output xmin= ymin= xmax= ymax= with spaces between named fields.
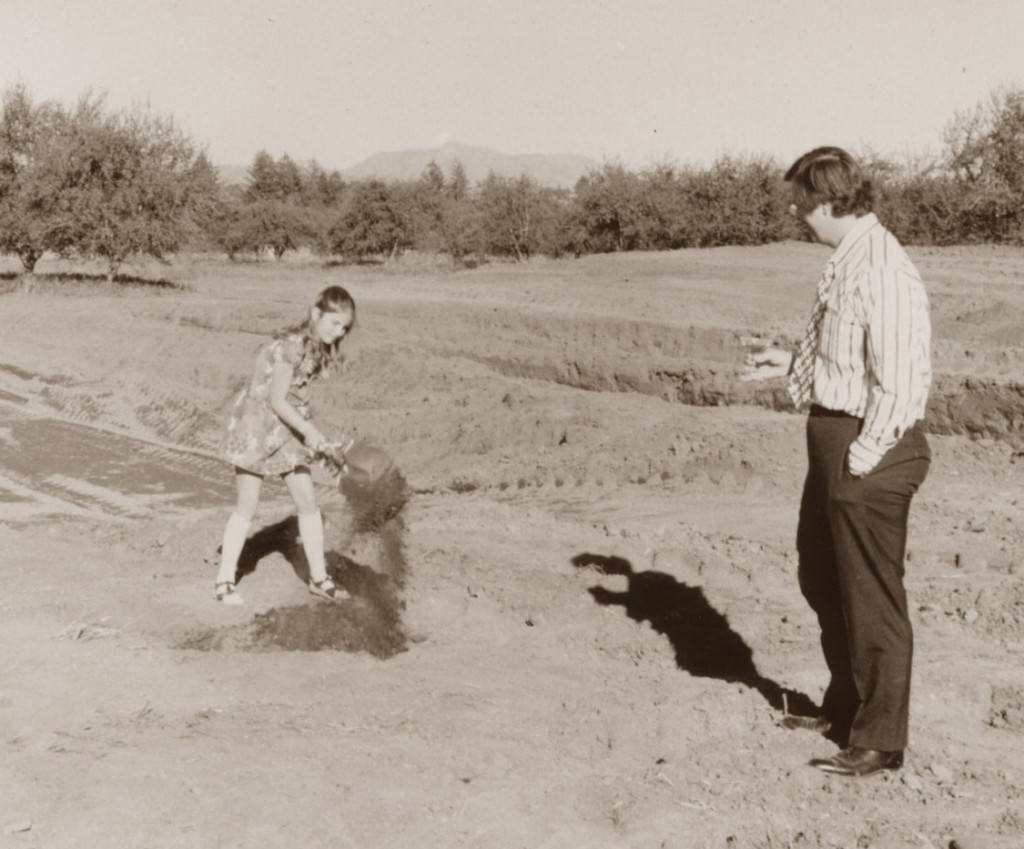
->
xmin=1 ymin=243 xmax=1022 ymax=849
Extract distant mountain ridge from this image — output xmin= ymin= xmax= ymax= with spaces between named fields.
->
xmin=216 ymin=141 xmax=598 ymax=190
xmin=216 ymin=164 xmax=249 ymax=186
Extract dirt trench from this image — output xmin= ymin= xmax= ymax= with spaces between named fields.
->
xmin=420 ymin=311 xmax=1024 ymax=448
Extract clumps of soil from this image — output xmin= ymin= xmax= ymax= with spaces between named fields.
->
xmin=339 ymin=463 xmax=409 ymax=542
xmin=180 ymin=466 xmax=410 ymax=656
xmin=988 ymin=686 xmax=1024 ymax=732
xmin=239 ymin=588 xmax=406 ymax=657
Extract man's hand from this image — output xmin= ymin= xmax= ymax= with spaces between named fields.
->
xmin=741 ymin=345 xmax=793 ymax=382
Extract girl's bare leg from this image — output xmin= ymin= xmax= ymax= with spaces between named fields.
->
xmin=283 ymin=467 xmax=348 ymax=600
xmin=283 ymin=468 xmax=328 ymax=584
xmin=216 ymin=469 xmax=262 ymax=591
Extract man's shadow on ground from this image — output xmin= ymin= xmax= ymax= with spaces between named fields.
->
xmin=572 ymin=553 xmax=817 ymax=716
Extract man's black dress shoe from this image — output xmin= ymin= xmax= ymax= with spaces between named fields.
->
xmin=779 ymin=715 xmax=831 ymax=735
xmin=810 ymin=746 xmax=903 ymax=776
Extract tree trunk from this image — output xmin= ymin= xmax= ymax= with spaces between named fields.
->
xmin=510 ymin=232 xmax=524 ymax=262
xmin=19 ymin=250 xmax=40 ymax=275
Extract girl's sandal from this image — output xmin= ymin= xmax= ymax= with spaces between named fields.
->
xmin=308 ymin=576 xmax=349 ymax=602
xmin=215 ymin=581 xmax=244 ymax=606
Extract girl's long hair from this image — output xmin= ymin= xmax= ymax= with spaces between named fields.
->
xmin=275 ymin=285 xmax=356 ymax=378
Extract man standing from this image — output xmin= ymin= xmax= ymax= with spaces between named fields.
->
xmin=751 ymin=147 xmax=932 ymax=776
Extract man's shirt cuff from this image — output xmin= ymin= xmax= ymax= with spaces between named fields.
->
xmin=847 ymin=437 xmax=887 ymax=476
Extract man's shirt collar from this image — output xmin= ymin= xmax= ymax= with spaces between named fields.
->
xmin=830 ymin=212 xmax=880 ymax=266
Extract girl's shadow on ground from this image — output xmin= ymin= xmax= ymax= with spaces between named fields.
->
xmin=219 ymin=516 xmax=407 ymax=656
xmin=571 ymin=552 xmax=817 ymax=716
xmin=234 ymin=516 xmax=403 ymax=600
xmin=235 ymin=516 xmax=311 ymax=585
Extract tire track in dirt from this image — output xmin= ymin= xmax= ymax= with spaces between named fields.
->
xmin=0 ymin=397 xmax=234 ymax=521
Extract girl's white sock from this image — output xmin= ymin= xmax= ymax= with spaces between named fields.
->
xmin=216 ymin=512 xmax=251 ymax=584
xmin=298 ymin=510 xmax=327 ymax=583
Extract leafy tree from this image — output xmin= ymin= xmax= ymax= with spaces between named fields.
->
xmin=236 ymin=200 xmax=315 ymax=260
xmin=477 ymin=173 xmax=566 ymax=260
xmin=636 ymin=160 xmax=690 ymax=250
xmin=679 ymin=155 xmax=789 ymax=247
xmin=405 ymin=161 xmax=479 ymax=262
xmin=407 ymin=162 xmax=446 ymax=253
xmin=226 ymin=151 xmax=316 ymax=259
xmin=943 ymin=85 xmax=1024 ymax=242
xmin=182 ymin=150 xmax=226 ymax=251
xmin=328 ymin=179 xmax=409 ymax=261
xmin=573 ymin=162 xmax=644 ymax=252
xmin=274 ymin=154 xmax=303 ymax=200
xmin=0 ymin=83 xmax=68 ymax=272
xmin=446 ymin=160 xmax=469 ymax=201
xmin=860 ymin=150 xmax=958 ymax=246
xmin=205 ymin=183 xmax=246 ymax=259
xmin=3 ymin=91 xmax=218 ymax=279
xmin=297 ymin=160 xmax=346 ymax=257
xmin=421 ymin=160 xmax=445 ymax=195
xmin=301 ymin=159 xmax=346 ymax=208
xmin=245 ymin=150 xmax=302 ymax=202
xmin=43 ymin=98 xmax=214 ymax=279
xmin=438 ymin=194 xmax=481 ymax=264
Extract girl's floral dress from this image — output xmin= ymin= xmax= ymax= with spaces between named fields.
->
xmin=220 ymin=334 xmax=319 ymax=475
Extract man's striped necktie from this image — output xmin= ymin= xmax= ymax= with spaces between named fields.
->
xmin=788 ymin=261 xmax=835 ymax=408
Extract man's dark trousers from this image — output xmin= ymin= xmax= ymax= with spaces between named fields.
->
xmin=797 ymin=406 xmax=930 ymax=752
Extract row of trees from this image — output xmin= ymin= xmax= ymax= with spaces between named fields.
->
xmin=0 ymin=84 xmax=217 ymax=277
xmin=869 ymin=87 xmax=1024 ymax=245
xmin=2 ymin=83 xmax=1024 ymax=276
xmin=196 ymin=147 xmax=796 ymax=262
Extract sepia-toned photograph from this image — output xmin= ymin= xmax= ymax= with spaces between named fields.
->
xmin=1 ymin=2 xmax=1023 ymax=847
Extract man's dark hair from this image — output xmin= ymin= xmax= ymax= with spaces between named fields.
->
xmin=784 ymin=146 xmax=874 ymax=216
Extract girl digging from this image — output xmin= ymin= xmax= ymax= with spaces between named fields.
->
xmin=214 ymin=285 xmax=355 ymax=606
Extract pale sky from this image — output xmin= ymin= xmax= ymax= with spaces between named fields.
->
xmin=2 ymin=0 xmax=1023 ymax=171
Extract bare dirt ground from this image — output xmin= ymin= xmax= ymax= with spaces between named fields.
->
xmin=1 ymin=243 xmax=1023 ymax=849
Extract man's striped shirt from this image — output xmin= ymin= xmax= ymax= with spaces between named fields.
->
xmin=807 ymin=213 xmax=931 ymax=475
